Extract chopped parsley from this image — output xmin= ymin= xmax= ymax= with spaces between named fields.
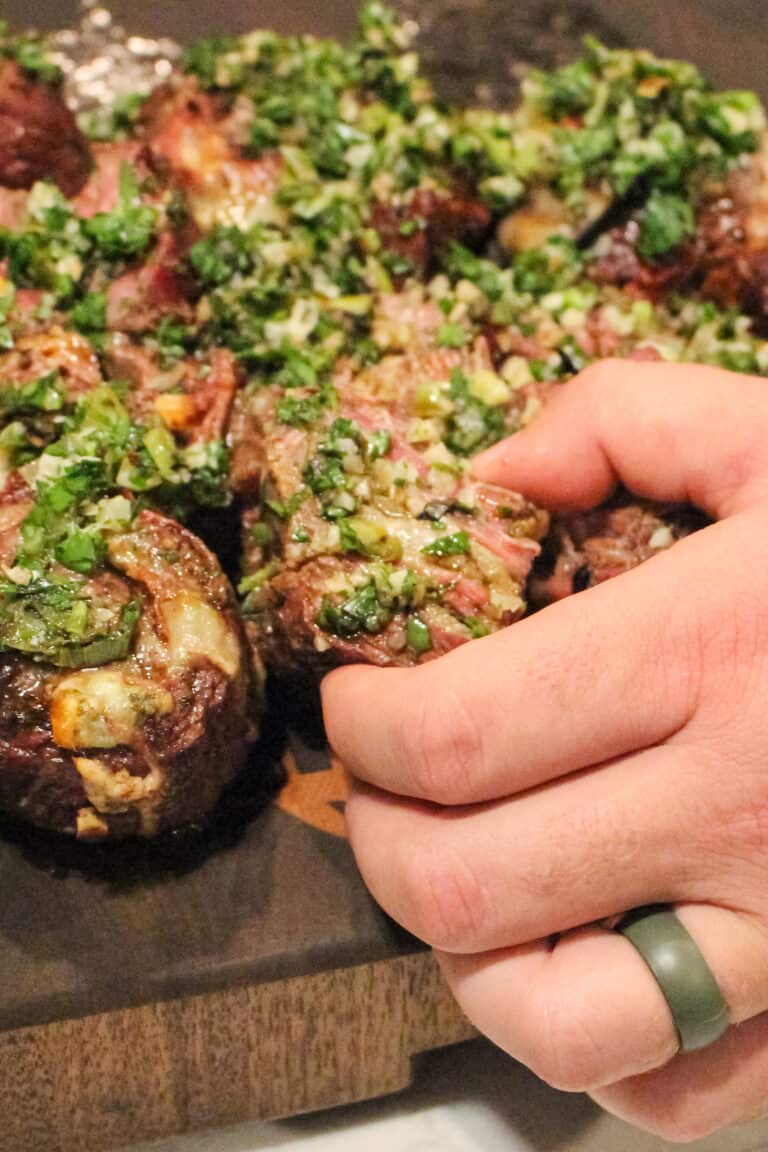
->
xmin=422 ymin=530 xmax=471 ymax=558
xmin=317 ymin=579 xmax=393 ymax=637
xmin=520 ymin=36 xmax=764 ymax=213
xmin=0 ymin=579 xmax=140 ymax=668
xmin=83 ymin=166 xmax=157 ymax=262
xmin=637 ymin=189 xmax=695 ymax=259
xmin=445 ymin=368 xmax=506 ymax=456
xmin=316 ymin=562 xmax=421 ymax=638
xmin=71 ymin=291 xmax=107 ymax=334
xmin=0 ymin=23 xmax=62 ymax=85
xmin=0 ymin=372 xmax=65 ymax=417
xmin=437 ymin=322 xmax=467 ymax=349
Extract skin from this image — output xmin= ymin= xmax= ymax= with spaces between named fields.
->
xmin=322 ymin=359 xmax=768 ymax=1143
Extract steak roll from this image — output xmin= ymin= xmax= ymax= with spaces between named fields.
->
xmin=0 ymin=330 xmax=254 ymax=839
xmin=0 ymin=508 xmax=250 ymax=839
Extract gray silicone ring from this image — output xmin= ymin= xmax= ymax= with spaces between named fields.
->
xmin=619 ymin=906 xmax=729 ymax=1053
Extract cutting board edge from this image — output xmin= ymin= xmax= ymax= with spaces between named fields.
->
xmin=0 ymin=950 xmax=476 ymax=1152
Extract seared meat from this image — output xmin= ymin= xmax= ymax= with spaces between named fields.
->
xmin=0 ymin=328 xmax=104 ymax=463
xmin=74 ymin=141 xmax=156 ymax=220
xmin=139 ymin=77 xmax=284 ymax=232
xmin=105 ymin=232 xmax=197 ymax=333
xmin=107 ymin=340 xmax=240 ymax=445
xmin=0 ymin=322 xmax=252 ymax=838
xmin=371 ymin=188 xmax=492 ymax=282
xmin=501 ymin=157 xmax=768 ymax=332
xmin=530 ymin=500 xmax=706 ymax=607
xmin=0 ymin=327 xmax=102 ymax=398
xmin=238 ymin=325 xmax=547 ymax=673
xmin=0 ymin=60 xmax=90 ymax=197
xmin=0 ymin=509 xmax=251 ymax=839
xmin=586 ymin=186 xmax=768 ymax=325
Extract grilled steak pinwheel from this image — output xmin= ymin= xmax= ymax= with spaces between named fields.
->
xmin=0 ymin=325 xmax=251 ymax=839
xmin=0 ymin=506 xmax=249 ymax=839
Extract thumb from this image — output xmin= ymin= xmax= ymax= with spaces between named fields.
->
xmin=472 ymin=360 xmax=768 ymax=519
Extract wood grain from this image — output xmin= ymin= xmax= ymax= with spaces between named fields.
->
xmin=0 ymin=780 xmax=416 ymax=1034
xmin=0 ymin=953 xmax=475 ymax=1152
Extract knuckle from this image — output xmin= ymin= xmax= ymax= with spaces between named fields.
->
xmin=523 ymin=630 xmax=578 ymax=706
xmin=654 ymin=609 xmax=703 ymax=729
xmin=397 ymin=840 xmax=489 ymax=950
xmin=517 ymin=799 xmax=640 ymax=922
xmin=684 ymin=525 xmax=768 ymax=706
xmin=405 ymin=679 xmax=485 ymax=804
xmin=515 ymin=834 xmax=565 ymax=911
xmin=700 ymin=590 xmax=767 ymax=686
xmin=343 ymin=786 xmax=373 ymax=851
xmin=576 ymin=359 xmax=622 ymax=408
xmin=319 ymin=670 xmax=348 ymax=753
xmin=678 ymin=734 xmax=768 ymax=874
xmin=344 ymin=795 xmax=389 ymax=900
xmin=734 ymin=794 xmax=768 ymax=854
xmin=706 ymin=768 xmax=768 ymax=864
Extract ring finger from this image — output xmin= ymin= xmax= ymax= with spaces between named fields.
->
xmin=437 ymin=902 xmax=768 ymax=1095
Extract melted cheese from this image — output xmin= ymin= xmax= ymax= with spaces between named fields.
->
xmin=74 ymin=757 xmax=162 ymax=833
xmin=51 ymin=669 xmax=174 ymax=750
xmin=76 ymin=806 xmax=110 ymax=840
xmin=154 ymin=392 xmax=197 ymax=432
xmin=161 ymin=592 xmax=241 ymax=679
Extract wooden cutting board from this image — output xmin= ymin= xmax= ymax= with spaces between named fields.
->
xmin=1 ymin=3 xmax=765 ymax=1150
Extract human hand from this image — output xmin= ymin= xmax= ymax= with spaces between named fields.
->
xmin=322 ymin=360 xmax=768 ymax=1142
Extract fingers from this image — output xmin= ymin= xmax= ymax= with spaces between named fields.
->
xmin=436 ymin=903 xmax=768 ymax=1100
xmin=323 ymin=522 xmax=705 ymax=806
xmin=438 ymin=931 xmax=678 ymax=1093
xmin=344 ymin=745 xmax=709 ymax=955
xmin=472 ymin=361 xmax=768 ymax=519
xmin=593 ymin=1012 xmax=768 ymax=1143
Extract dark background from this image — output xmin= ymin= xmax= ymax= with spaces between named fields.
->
xmin=8 ymin=1 xmax=768 ymax=104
